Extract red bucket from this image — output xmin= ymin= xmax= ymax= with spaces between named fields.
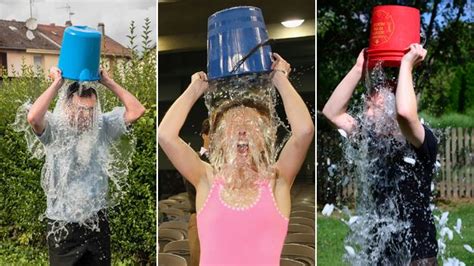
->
xmin=367 ymin=5 xmax=420 ymax=68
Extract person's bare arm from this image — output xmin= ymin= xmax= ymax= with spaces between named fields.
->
xmin=322 ymin=49 xmax=366 ymax=134
xmin=27 ymin=67 xmax=63 ymax=134
xmin=158 ymin=72 xmax=210 ymax=186
xmin=100 ymin=69 xmax=146 ymax=125
xmin=272 ymin=53 xmax=314 ymax=186
xmin=396 ymin=44 xmax=427 ymax=148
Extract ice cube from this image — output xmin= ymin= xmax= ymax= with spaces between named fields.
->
xmin=345 ymin=246 xmax=356 ymax=256
xmin=338 ymin=128 xmax=348 ymax=138
xmin=322 ymin=203 xmax=335 ymax=217
xmin=403 ymin=157 xmax=416 ymax=165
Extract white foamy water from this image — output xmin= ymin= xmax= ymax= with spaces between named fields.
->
xmin=12 ymin=80 xmax=135 ymax=243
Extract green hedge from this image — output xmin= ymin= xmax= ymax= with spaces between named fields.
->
xmin=0 ymin=20 xmax=156 ymax=264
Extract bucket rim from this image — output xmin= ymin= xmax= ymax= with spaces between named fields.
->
xmin=208 ymin=6 xmax=262 ymax=20
xmin=61 ymin=75 xmax=101 ymax=82
xmin=372 ymin=4 xmax=420 ymax=12
xmin=367 ymin=48 xmax=412 ymax=52
xmin=64 ymin=25 xmax=102 ymax=36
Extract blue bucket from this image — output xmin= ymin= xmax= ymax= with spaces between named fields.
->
xmin=58 ymin=26 xmax=102 ymax=82
xmin=207 ymin=6 xmax=272 ymax=80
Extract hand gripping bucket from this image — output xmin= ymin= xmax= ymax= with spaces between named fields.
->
xmin=367 ymin=5 xmax=420 ymax=68
xmin=207 ymin=6 xmax=273 ymax=80
xmin=58 ymin=26 xmax=102 ymax=82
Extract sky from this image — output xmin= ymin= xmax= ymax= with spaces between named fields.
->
xmin=0 ymin=0 xmax=156 ymax=49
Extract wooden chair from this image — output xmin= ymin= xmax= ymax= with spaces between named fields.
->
xmin=169 ymin=194 xmax=190 ymax=203
xmin=158 ymin=228 xmax=185 ymax=252
xmin=289 ymin=217 xmax=315 ymax=229
xmin=290 ymin=211 xmax=315 ymax=220
xmin=163 ymin=240 xmax=190 ymax=265
xmin=160 ymin=221 xmax=189 ymax=238
xmin=173 ymin=201 xmax=192 ymax=212
xmin=158 ymin=253 xmax=187 ymax=266
xmin=159 ymin=201 xmax=170 ymax=211
xmin=161 ymin=208 xmax=187 ymax=221
xmin=176 ymin=192 xmax=189 ymax=198
xmin=159 ymin=199 xmax=179 ymax=207
xmin=281 ymin=243 xmax=315 ymax=266
xmin=285 ymin=233 xmax=315 ymax=248
xmin=291 ymin=205 xmax=315 ymax=213
xmin=280 ymin=258 xmax=306 ymax=266
xmin=287 ymin=224 xmax=314 ymax=234
xmin=293 ymin=196 xmax=315 ymax=204
xmin=292 ymin=200 xmax=315 ymax=206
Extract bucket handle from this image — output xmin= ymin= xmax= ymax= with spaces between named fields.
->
xmin=230 ymin=38 xmax=274 ymax=74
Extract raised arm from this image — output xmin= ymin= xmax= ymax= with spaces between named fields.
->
xmin=272 ymin=53 xmax=314 ymax=186
xmin=100 ymin=69 xmax=146 ymax=125
xmin=27 ymin=67 xmax=63 ymax=134
xmin=158 ymin=72 xmax=210 ymax=186
xmin=322 ymin=49 xmax=366 ymax=134
xmin=396 ymin=44 xmax=427 ymax=148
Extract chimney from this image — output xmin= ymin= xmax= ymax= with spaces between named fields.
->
xmin=98 ymin=22 xmax=105 ymax=35
xmin=65 ymin=20 xmax=72 ymax=27
xmin=50 ymin=23 xmax=55 ymax=26
xmin=98 ymin=22 xmax=105 ymax=49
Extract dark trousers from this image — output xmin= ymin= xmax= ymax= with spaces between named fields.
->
xmin=47 ymin=210 xmax=111 ymax=266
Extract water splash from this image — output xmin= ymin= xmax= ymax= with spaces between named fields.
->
xmin=203 ymin=73 xmax=289 ymax=208
xmin=12 ymin=80 xmax=135 ymax=243
xmin=327 ymin=61 xmax=474 ymax=265
xmin=332 ymin=62 xmax=434 ymax=265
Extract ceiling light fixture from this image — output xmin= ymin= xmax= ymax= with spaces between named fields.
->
xmin=158 ymin=0 xmax=181 ymax=3
xmin=281 ymin=19 xmax=305 ymax=28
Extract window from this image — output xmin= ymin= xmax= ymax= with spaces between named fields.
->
xmin=33 ymin=55 xmax=44 ymax=74
xmin=0 ymin=52 xmax=7 ymax=72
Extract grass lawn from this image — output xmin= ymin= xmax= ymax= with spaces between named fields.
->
xmin=435 ymin=201 xmax=474 ymax=264
xmin=420 ymin=110 xmax=474 ymax=128
xmin=317 ymin=201 xmax=474 ymax=265
xmin=317 ymin=213 xmax=348 ymax=266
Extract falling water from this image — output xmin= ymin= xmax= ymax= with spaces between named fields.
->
xmin=203 ymin=73 xmax=289 ymax=208
xmin=322 ymin=60 xmax=474 ymax=265
xmin=12 ymin=80 xmax=135 ymax=244
xmin=329 ymin=62 xmax=434 ymax=265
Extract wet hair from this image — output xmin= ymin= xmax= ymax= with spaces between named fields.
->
xmin=201 ymin=118 xmax=210 ymax=136
xmin=210 ymin=99 xmax=271 ymax=134
xmin=366 ymin=79 xmax=398 ymax=100
xmin=66 ymin=82 xmax=97 ymax=101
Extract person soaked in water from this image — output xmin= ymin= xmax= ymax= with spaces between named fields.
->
xmin=323 ymin=44 xmax=438 ymax=265
xmin=27 ymin=67 xmax=145 ymax=266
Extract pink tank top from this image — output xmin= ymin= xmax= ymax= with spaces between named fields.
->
xmin=197 ymin=177 xmax=289 ymax=266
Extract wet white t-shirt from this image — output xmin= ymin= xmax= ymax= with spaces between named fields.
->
xmin=37 ymin=107 xmax=128 ymax=223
